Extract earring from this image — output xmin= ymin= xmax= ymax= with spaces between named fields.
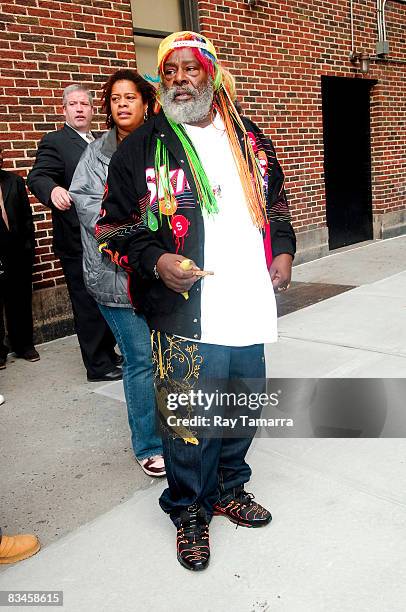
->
xmin=143 ymin=109 xmax=148 ymax=122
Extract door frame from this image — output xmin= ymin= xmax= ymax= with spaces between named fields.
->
xmin=321 ymin=75 xmax=377 ymax=249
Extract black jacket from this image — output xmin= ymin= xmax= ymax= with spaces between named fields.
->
xmin=0 ymin=169 xmax=35 ymax=258
xmin=97 ymin=110 xmax=296 ymax=338
xmin=27 ymin=124 xmax=95 ymax=257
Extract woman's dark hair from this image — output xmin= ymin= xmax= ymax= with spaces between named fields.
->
xmin=101 ymin=69 xmax=156 ymax=129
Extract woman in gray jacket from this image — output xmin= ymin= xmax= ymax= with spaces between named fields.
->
xmin=70 ymin=70 xmax=165 ymax=477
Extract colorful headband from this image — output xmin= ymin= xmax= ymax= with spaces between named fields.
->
xmin=156 ymin=31 xmax=268 ymax=229
xmin=157 ymin=31 xmax=218 ymax=72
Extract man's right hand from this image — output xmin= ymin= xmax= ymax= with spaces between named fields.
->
xmin=156 ymin=253 xmax=199 ymax=293
xmin=51 ymin=186 xmax=72 ymax=211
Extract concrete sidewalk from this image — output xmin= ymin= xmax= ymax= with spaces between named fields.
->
xmin=1 ymin=439 xmax=405 ymax=612
xmin=1 ymin=237 xmax=405 ymax=611
xmin=268 ymin=235 xmax=406 ymax=378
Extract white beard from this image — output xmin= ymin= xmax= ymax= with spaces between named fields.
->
xmin=160 ymin=79 xmax=214 ymax=125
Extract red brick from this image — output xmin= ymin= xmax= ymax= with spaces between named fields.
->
xmin=3 ymin=0 xmax=405 ymax=291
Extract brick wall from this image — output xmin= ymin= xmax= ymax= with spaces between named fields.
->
xmin=0 ymin=0 xmax=137 ymax=291
xmin=1 ymin=0 xmax=405 ymax=295
xmin=198 ymin=0 xmax=406 ymax=235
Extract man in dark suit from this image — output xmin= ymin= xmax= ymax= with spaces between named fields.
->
xmin=27 ymin=84 xmax=122 ymax=382
xmin=0 ymin=145 xmax=39 ymax=368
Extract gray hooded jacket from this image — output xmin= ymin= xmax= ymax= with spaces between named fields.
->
xmin=70 ymin=128 xmax=129 ymax=307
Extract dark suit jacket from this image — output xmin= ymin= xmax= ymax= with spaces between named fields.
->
xmin=0 ymin=169 xmax=35 ymax=259
xmin=27 ymin=124 xmax=96 ymax=257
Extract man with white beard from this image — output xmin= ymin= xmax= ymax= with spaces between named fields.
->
xmin=97 ymin=31 xmax=296 ymax=571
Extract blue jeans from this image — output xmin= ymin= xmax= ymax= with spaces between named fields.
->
xmin=98 ymin=305 xmax=162 ymax=460
xmin=152 ymin=334 xmax=265 ymax=525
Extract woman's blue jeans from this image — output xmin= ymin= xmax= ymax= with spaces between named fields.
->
xmin=98 ymin=304 xmax=162 ymax=460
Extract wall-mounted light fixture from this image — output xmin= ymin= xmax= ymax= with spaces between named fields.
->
xmin=247 ymin=0 xmax=257 ymax=7
xmin=349 ymin=51 xmax=371 ymax=74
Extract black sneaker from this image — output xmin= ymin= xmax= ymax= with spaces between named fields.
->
xmin=87 ymin=367 xmax=123 ymax=382
xmin=16 ymin=348 xmax=40 ymax=362
xmin=176 ymin=504 xmax=210 ymax=571
xmin=113 ymin=353 xmax=124 ymax=366
xmin=213 ymin=486 xmax=272 ymax=528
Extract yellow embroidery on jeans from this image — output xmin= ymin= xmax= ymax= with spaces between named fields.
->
xmin=152 ymin=332 xmax=202 ymax=445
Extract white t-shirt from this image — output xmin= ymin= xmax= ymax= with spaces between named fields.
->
xmin=182 ymin=115 xmax=278 ymax=347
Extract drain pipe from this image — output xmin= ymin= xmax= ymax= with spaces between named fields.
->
xmin=350 ymin=0 xmax=355 ymax=57
xmin=382 ymin=0 xmax=387 ymax=40
xmin=377 ymin=0 xmax=406 ymax=56
xmin=350 ymin=0 xmax=406 ymax=68
xmin=349 ymin=0 xmax=370 ymax=70
xmin=349 ymin=0 xmax=361 ymax=61
xmin=376 ymin=0 xmax=383 ymax=46
xmin=376 ymin=0 xmax=389 ymax=55
xmin=350 ymin=0 xmax=352 ymax=59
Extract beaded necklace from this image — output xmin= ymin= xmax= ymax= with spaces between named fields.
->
xmin=152 ymin=86 xmax=268 ymax=232
xmin=154 ymin=119 xmax=219 ymax=223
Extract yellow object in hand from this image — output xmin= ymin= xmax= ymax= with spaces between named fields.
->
xmin=179 ymin=259 xmax=213 ymax=299
xmin=179 ymin=259 xmax=193 ymax=300
xmin=179 ymin=259 xmax=193 ymax=271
